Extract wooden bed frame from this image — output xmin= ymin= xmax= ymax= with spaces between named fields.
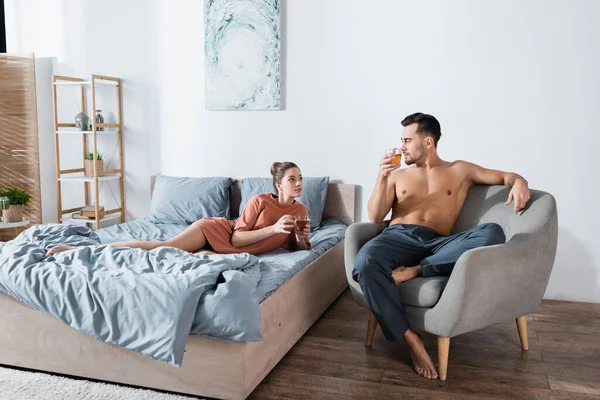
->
xmin=0 ymin=181 xmax=356 ymax=399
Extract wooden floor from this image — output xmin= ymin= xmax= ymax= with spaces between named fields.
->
xmin=250 ymin=289 xmax=600 ymax=400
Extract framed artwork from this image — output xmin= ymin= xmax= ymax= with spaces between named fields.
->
xmin=205 ymin=0 xmax=281 ymax=110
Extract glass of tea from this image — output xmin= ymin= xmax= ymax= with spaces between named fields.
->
xmin=294 ymin=216 xmax=311 ymax=231
xmin=385 ymin=148 xmax=401 ymax=164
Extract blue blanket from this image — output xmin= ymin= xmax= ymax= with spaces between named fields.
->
xmin=96 ymin=217 xmax=347 ymax=303
xmin=0 ymin=224 xmax=262 ymax=367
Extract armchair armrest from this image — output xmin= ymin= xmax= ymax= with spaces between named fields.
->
xmin=344 ymin=222 xmax=388 ymax=279
xmin=425 ymin=213 xmax=558 ymax=337
xmin=344 ymin=221 xmax=388 ymax=307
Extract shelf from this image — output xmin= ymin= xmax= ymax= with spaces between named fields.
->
xmin=61 ymin=213 xmax=121 ymax=225
xmin=54 ymin=81 xmax=118 ymax=86
xmin=57 ymin=123 xmax=120 ymax=129
xmin=0 ymin=217 xmax=30 ymax=229
xmin=58 ymin=173 xmax=121 ymax=182
xmin=56 ymin=129 xmax=117 ymax=135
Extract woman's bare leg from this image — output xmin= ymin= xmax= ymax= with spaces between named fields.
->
xmin=160 ymin=224 xmax=209 ymax=252
xmin=46 ymin=224 xmax=209 ymax=256
xmin=194 ymin=249 xmax=216 ymax=256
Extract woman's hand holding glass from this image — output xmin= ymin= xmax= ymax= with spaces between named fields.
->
xmin=272 ymin=215 xmax=295 ymax=234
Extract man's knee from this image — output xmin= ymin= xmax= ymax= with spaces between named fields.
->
xmin=352 ymin=247 xmax=370 ymax=281
xmin=353 ymin=245 xmax=382 ymax=282
xmin=479 ymin=222 xmax=506 ymax=245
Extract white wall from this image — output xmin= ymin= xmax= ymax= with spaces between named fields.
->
xmin=34 ymin=57 xmax=58 ymax=224
xmin=6 ymin=0 xmax=600 ymax=303
xmin=4 ymin=0 xmax=64 ymax=60
xmin=6 ymin=0 xmax=163 ymax=222
xmin=61 ymin=0 xmax=163 ymax=222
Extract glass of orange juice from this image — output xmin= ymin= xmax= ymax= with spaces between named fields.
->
xmin=385 ymin=148 xmax=401 ymax=164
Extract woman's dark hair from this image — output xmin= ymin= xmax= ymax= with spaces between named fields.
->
xmin=270 ymin=161 xmax=299 ymax=191
xmin=401 ymin=112 xmax=442 ymax=147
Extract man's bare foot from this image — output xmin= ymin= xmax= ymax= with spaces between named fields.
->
xmin=404 ymin=329 xmax=438 ymax=379
xmin=45 ymin=245 xmax=77 ymax=257
xmin=392 ymin=265 xmax=421 ymax=285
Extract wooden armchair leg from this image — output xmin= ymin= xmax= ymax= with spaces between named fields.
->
xmin=366 ymin=311 xmax=378 ymax=347
xmin=437 ymin=336 xmax=450 ymax=381
xmin=516 ymin=315 xmax=529 ymax=351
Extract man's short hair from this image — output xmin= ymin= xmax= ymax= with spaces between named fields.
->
xmin=401 ymin=113 xmax=442 ymax=147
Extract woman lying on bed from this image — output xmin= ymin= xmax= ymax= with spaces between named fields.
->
xmin=45 ymin=162 xmax=311 ymax=257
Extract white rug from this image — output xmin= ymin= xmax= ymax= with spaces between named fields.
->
xmin=0 ymin=366 xmax=205 ymax=400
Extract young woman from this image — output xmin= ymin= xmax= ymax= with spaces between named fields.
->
xmin=45 ymin=162 xmax=311 ymax=257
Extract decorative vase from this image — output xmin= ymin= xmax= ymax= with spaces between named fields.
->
xmin=75 ymin=112 xmax=90 ymax=131
xmin=3 ymin=204 xmax=23 ymax=223
xmin=95 ymin=110 xmax=104 ymax=131
xmin=84 ymin=159 xmax=104 ymax=177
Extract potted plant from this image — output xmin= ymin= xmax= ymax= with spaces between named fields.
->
xmin=0 ymin=188 xmax=31 ymax=223
xmin=84 ymin=152 xmax=104 ymax=177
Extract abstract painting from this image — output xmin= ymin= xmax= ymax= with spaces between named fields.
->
xmin=205 ymin=0 xmax=281 ymax=110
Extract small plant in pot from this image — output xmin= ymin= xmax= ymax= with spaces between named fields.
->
xmin=0 ymin=188 xmax=31 ymax=223
xmin=84 ymin=152 xmax=104 ymax=177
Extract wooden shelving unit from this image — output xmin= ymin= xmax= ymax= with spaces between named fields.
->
xmin=52 ymin=74 xmax=125 ymax=229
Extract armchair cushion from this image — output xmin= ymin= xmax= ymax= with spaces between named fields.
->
xmin=398 ymin=277 xmax=448 ymax=307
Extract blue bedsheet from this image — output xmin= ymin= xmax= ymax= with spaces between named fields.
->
xmin=0 ymin=219 xmax=346 ymax=367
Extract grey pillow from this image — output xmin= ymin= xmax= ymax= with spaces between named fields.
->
xmin=239 ymin=177 xmax=329 ymax=230
xmin=148 ymin=175 xmax=233 ymax=225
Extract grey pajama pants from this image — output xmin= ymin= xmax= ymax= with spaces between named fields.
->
xmin=352 ymin=223 xmax=506 ymax=341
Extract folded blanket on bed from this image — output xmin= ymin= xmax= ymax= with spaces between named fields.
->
xmin=0 ymin=224 xmax=262 ymax=367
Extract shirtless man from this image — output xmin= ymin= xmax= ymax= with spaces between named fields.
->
xmin=352 ymin=112 xmax=531 ymax=380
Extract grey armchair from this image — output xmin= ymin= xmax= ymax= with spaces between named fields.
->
xmin=344 ymin=185 xmax=558 ymax=380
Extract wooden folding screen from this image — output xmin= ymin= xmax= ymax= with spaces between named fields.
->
xmin=0 ymin=53 xmax=42 ymax=225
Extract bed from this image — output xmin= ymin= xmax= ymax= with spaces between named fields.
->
xmin=0 ymin=179 xmax=355 ymax=399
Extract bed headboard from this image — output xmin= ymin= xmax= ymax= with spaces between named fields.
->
xmin=150 ymin=177 xmax=356 ymax=226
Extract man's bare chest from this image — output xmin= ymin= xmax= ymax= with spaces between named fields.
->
xmin=395 ymin=169 xmax=469 ymax=202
